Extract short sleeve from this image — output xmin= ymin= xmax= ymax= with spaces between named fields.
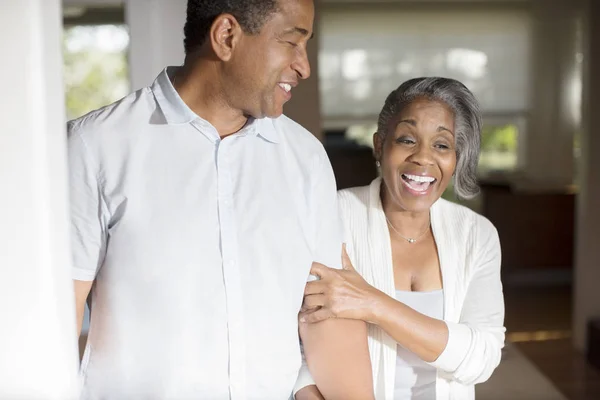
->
xmin=296 ymin=149 xmax=344 ymax=393
xmin=67 ymin=122 xmax=108 ymax=281
xmin=308 ymin=149 xmax=343 ymax=277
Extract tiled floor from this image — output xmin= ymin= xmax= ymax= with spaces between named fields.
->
xmin=517 ymin=339 xmax=600 ymax=400
xmin=503 ymin=285 xmax=600 ymax=400
xmin=477 ymin=342 xmax=566 ymax=400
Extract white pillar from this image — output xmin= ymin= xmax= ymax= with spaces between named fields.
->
xmin=523 ymin=0 xmax=580 ymax=190
xmin=573 ymin=0 xmax=600 ymax=352
xmin=125 ymin=0 xmax=187 ymax=91
xmin=0 ymin=0 xmax=79 ymax=398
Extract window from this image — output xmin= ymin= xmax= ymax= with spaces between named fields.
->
xmin=479 ymin=117 xmax=525 ymax=176
xmin=319 ymin=5 xmax=532 ymax=181
xmin=63 ymin=24 xmax=130 ymax=120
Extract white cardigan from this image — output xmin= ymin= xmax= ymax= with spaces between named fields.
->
xmin=341 ymin=178 xmax=505 ymax=400
xmin=293 ymin=178 xmax=506 ymax=399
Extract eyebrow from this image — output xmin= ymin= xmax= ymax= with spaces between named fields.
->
xmin=283 ymin=27 xmax=314 ymax=39
xmin=398 ymin=119 xmax=417 ymax=127
xmin=398 ymin=119 xmax=454 ymax=135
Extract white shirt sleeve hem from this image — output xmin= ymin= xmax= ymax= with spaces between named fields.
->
xmin=292 ymin=364 xmax=316 ymax=397
xmin=429 ymin=321 xmax=472 ymax=372
xmin=72 ymin=267 xmax=96 ymax=281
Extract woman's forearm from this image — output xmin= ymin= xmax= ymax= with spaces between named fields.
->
xmin=368 ymin=292 xmax=449 ymax=363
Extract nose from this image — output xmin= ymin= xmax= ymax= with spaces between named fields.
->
xmin=407 ymin=143 xmax=434 ymax=166
xmin=292 ymin=46 xmax=311 ymax=80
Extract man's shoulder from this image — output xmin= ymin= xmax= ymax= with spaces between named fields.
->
xmin=67 ymin=87 xmax=152 ymax=140
xmin=268 ymin=114 xmax=324 ymax=152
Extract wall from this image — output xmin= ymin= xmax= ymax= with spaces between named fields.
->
xmin=573 ymin=0 xmax=600 ymax=353
xmin=126 ymin=0 xmax=187 ymax=92
xmin=522 ymin=0 xmax=582 ymax=191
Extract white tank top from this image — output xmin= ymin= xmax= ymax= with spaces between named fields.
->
xmin=394 ymin=289 xmax=444 ymax=400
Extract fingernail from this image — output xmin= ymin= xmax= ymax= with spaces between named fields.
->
xmin=300 ymin=317 xmax=306 ymax=323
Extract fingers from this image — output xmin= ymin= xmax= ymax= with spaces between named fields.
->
xmin=309 ymin=262 xmax=330 ymax=278
xmin=304 ymin=280 xmax=326 ymax=296
xmin=300 ymin=304 xmax=319 ymax=313
xmin=302 ymin=294 xmax=325 ymax=310
xmin=299 ymin=307 xmax=332 ymax=324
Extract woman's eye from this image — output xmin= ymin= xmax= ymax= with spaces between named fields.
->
xmin=287 ymin=41 xmax=298 ymax=47
xmin=435 ymin=143 xmax=450 ymax=149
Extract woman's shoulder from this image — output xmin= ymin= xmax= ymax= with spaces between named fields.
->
xmin=434 ymin=200 xmax=501 ymax=275
xmin=434 ymin=198 xmax=498 ymax=239
xmin=337 ymin=184 xmax=372 ymax=211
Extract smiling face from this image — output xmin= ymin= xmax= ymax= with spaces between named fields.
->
xmin=374 ymin=97 xmax=457 ymax=213
xmin=224 ymin=0 xmax=314 ymax=118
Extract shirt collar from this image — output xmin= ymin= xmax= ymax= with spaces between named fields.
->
xmin=151 ymin=66 xmax=198 ymax=125
xmin=255 ymin=118 xmax=280 ymax=144
xmin=151 ymin=66 xmax=280 ymax=144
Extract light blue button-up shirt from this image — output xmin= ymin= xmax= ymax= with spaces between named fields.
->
xmin=68 ymin=67 xmax=343 ymax=400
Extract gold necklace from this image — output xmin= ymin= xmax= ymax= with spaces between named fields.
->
xmin=385 ymin=215 xmax=430 ymax=244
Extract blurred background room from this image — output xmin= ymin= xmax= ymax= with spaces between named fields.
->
xmin=2 ymin=0 xmax=599 ymax=399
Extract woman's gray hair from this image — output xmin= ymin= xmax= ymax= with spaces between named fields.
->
xmin=376 ymin=77 xmax=482 ymax=200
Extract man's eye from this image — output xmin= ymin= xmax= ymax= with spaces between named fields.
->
xmin=396 ymin=138 xmax=415 ymax=144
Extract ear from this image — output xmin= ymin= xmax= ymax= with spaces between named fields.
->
xmin=208 ymin=14 xmax=244 ymax=62
xmin=372 ymin=132 xmax=383 ymax=162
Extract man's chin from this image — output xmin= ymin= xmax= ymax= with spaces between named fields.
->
xmin=263 ymin=106 xmax=285 ymax=119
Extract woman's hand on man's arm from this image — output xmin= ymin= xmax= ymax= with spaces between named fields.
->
xmin=298 ymin=246 xmax=375 ymax=400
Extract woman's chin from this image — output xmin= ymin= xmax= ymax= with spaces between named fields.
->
xmin=390 ymin=194 xmax=436 ymax=214
xmin=382 ymin=181 xmax=441 ymax=213
xmin=395 ymin=186 xmax=441 ymax=212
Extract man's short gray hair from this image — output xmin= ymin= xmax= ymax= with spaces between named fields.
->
xmin=376 ymin=77 xmax=482 ymax=200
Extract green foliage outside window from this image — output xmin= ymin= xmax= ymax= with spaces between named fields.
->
xmin=63 ymin=25 xmax=130 ymax=120
xmin=443 ymin=123 xmax=519 ymax=211
xmin=478 ymin=123 xmax=518 ymax=175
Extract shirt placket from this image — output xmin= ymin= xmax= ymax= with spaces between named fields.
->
xmin=215 ymin=138 xmax=246 ymax=400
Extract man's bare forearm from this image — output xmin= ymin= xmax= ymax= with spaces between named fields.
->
xmin=74 ymin=280 xmax=93 ymax=336
xmin=299 ymin=318 xmax=374 ymax=400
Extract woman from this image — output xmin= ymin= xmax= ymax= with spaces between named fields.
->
xmin=296 ymin=77 xmax=505 ymax=400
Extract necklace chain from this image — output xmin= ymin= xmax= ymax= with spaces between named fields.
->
xmin=385 ymin=215 xmax=430 ymax=244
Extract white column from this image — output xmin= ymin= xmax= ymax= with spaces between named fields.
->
xmin=0 ymin=0 xmax=79 ymax=398
xmin=125 ymin=0 xmax=187 ymax=91
xmin=573 ymin=0 xmax=600 ymax=352
xmin=523 ymin=0 xmax=580 ymax=190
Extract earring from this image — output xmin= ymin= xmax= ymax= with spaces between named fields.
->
xmin=375 ymin=160 xmax=381 ymax=168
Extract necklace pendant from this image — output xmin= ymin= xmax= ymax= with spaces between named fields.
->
xmin=407 ymin=238 xmax=416 ymax=244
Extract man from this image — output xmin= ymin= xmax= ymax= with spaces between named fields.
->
xmin=69 ymin=0 xmax=372 ymax=399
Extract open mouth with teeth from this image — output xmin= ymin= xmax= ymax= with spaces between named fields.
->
xmin=401 ymin=173 xmax=437 ymax=193
xmin=278 ymin=83 xmax=292 ymax=93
